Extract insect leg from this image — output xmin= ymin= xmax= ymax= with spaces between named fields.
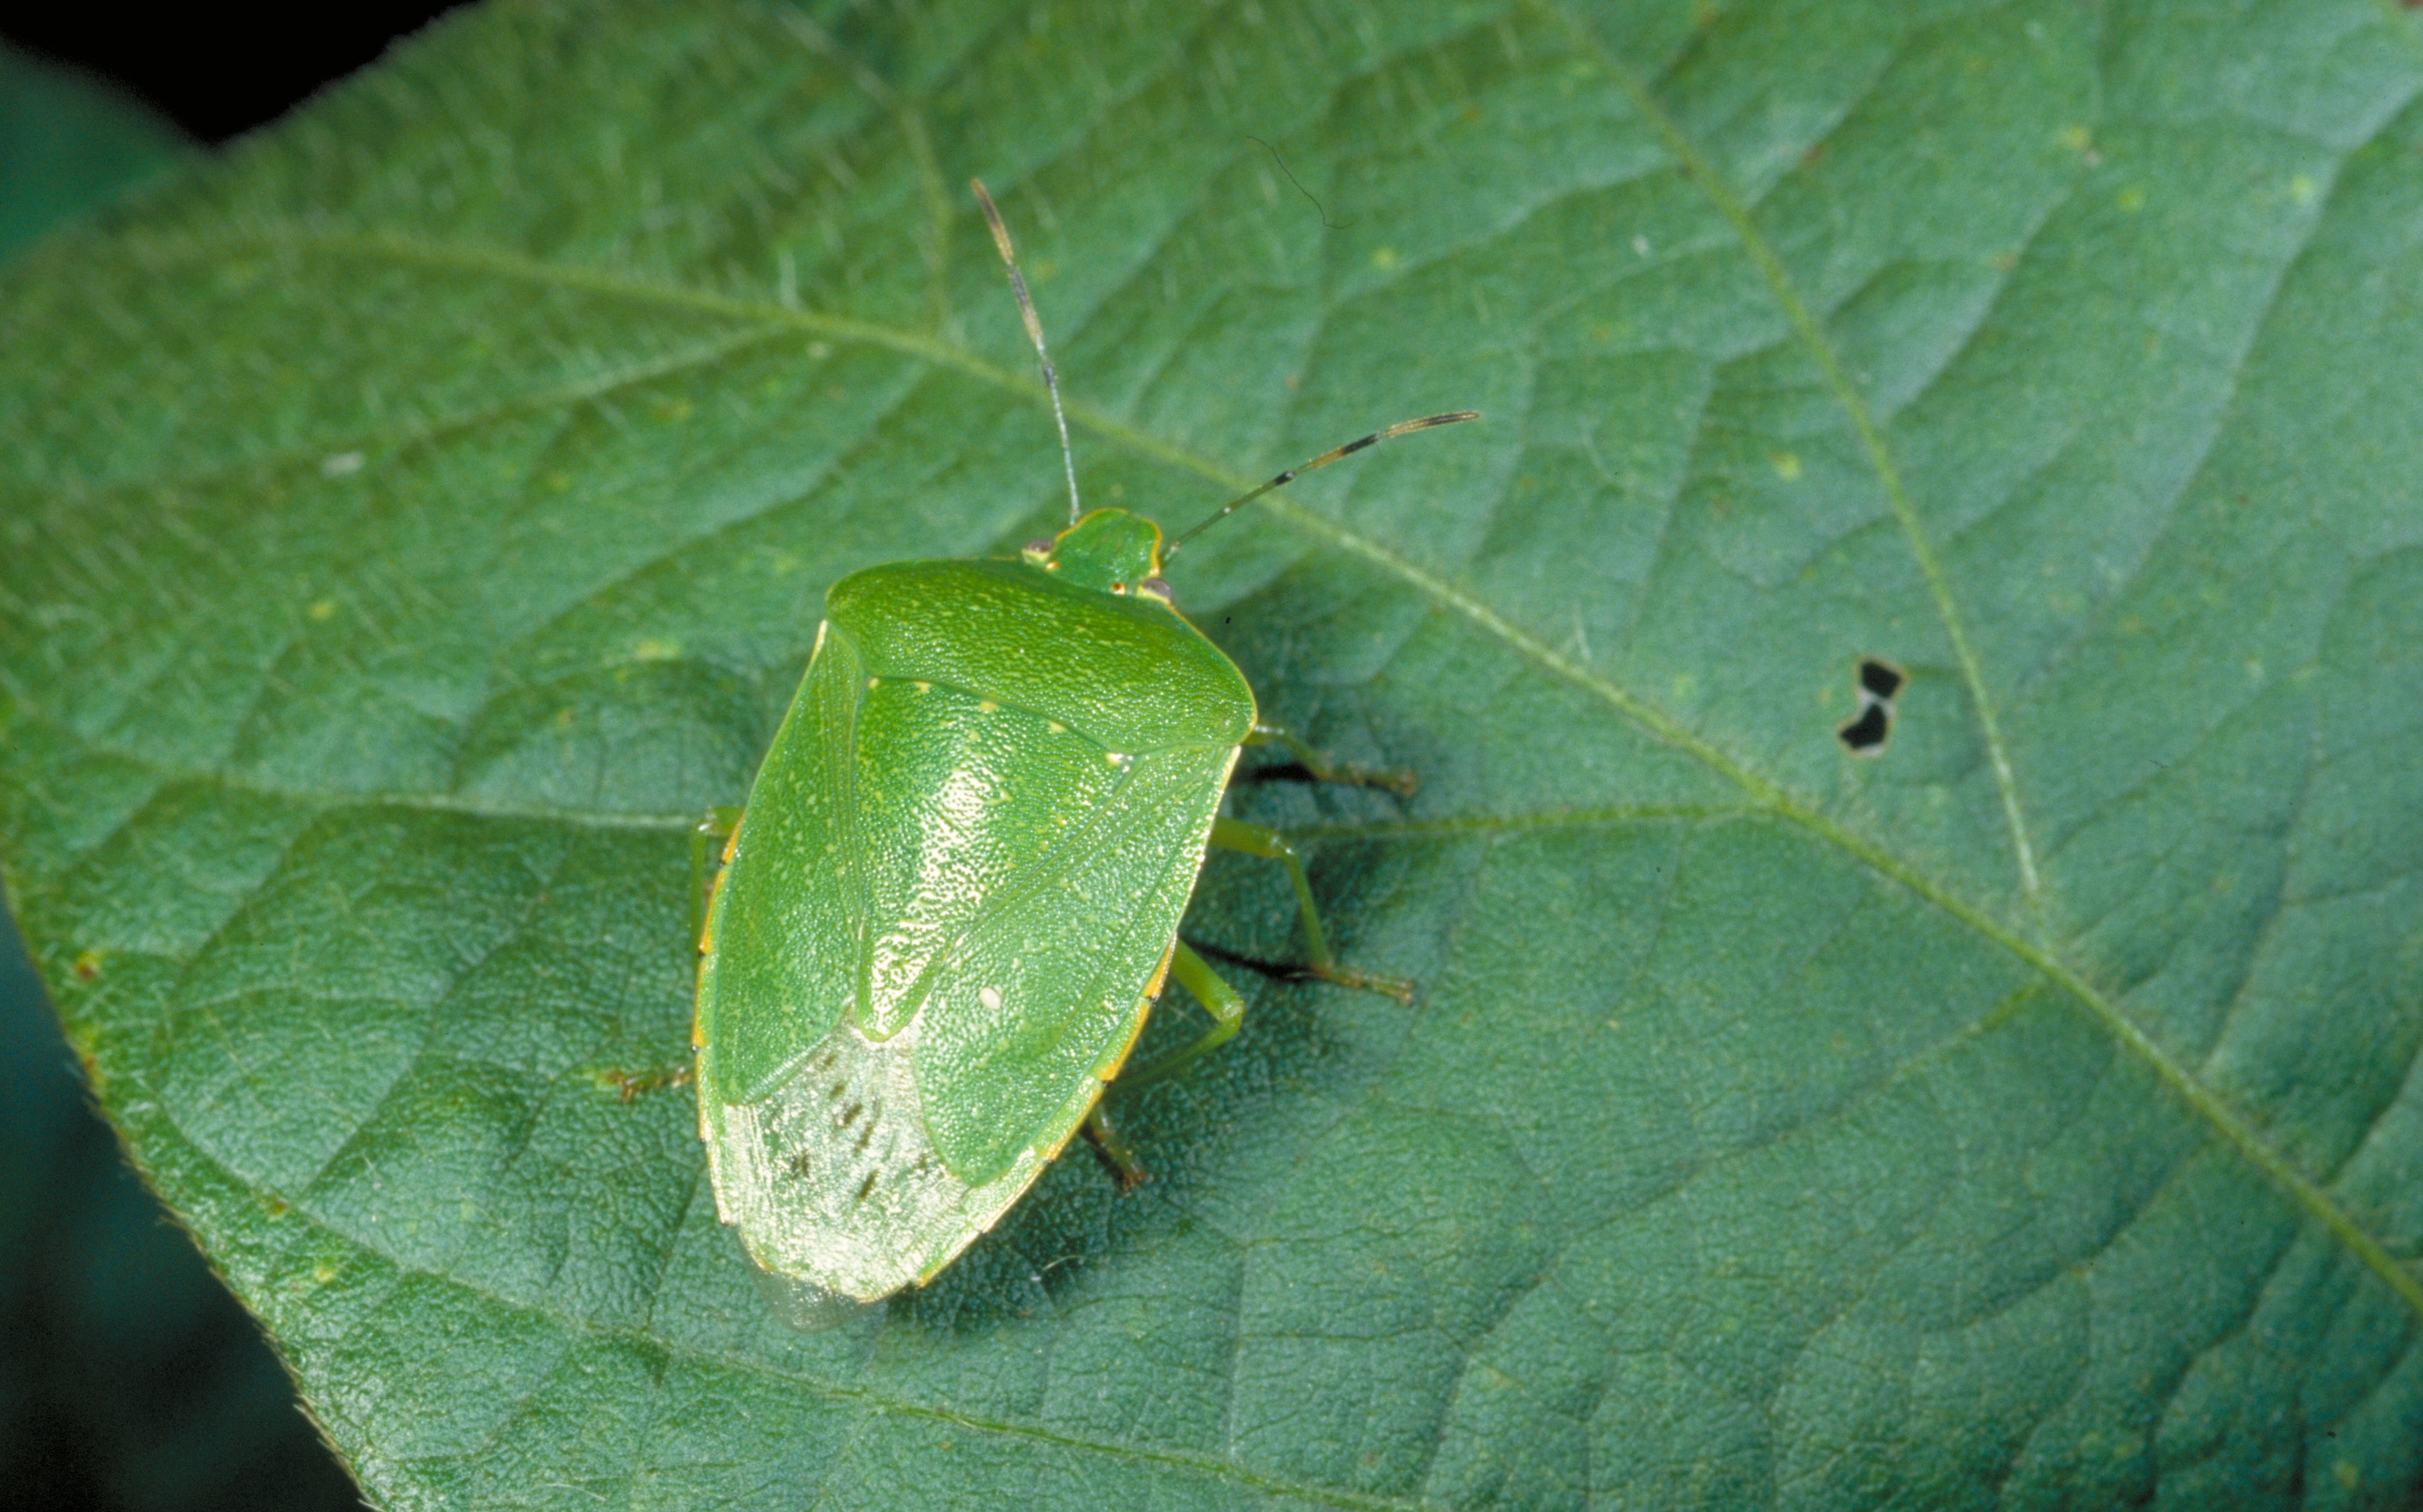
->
xmin=690 ymin=805 xmax=745 ymax=954
xmin=1245 ymin=721 xmax=1417 ymax=797
xmin=1107 ymin=941 xmax=1250 ymax=1095
xmin=596 ymin=1061 xmax=692 ymax=1101
xmin=1082 ymin=1102 xmax=1149 ymax=1190
xmin=1085 ymin=944 xmax=1253 ymax=1186
xmin=1206 ymin=818 xmax=1417 ymax=1003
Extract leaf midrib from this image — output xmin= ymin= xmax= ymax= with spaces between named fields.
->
xmin=24 ymin=219 xmax=2421 ymax=1322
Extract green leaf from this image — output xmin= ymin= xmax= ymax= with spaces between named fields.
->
xmin=0 ymin=42 xmax=368 ymax=1512
xmin=3 ymin=2 xmax=2419 ymax=1507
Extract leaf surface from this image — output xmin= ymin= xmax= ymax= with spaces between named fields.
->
xmin=3 ymin=3 xmax=2420 ymax=1508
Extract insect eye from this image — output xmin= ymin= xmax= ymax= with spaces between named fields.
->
xmin=1111 ymin=581 xmax=1128 ymax=594
xmin=1138 ymin=578 xmax=1174 ymax=605
xmin=1021 ymin=538 xmax=1055 ymax=565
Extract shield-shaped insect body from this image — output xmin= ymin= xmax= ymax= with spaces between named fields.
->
xmin=693 ymin=182 xmax=1471 ymax=1320
xmin=696 ymin=517 xmax=1253 ymax=1304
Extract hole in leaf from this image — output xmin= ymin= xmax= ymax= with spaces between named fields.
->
xmin=1836 ymin=701 xmax=1892 ymax=753
xmin=1836 ymin=657 xmax=1906 ymax=755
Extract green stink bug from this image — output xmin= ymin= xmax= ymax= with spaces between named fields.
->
xmin=693 ymin=180 xmax=1474 ymax=1319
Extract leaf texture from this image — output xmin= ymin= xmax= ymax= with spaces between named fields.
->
xmin=2 ymin=3 xmax=2420 ymax=1508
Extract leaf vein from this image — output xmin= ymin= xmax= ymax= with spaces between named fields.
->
xmin=1527 ymin=0 xmax=2045 ymax=925
xmin=42 ymin=204 xmax=2423 ymax=1323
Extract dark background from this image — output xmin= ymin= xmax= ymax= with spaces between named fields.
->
xmin=4 ymin=12 xmax=460 ymax=146
xmin=3 ymin=11 xmax=455 ymax=1509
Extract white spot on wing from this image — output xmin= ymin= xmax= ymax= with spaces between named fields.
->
xmin=708 ymin=1020 xmax=1062 ymax=1302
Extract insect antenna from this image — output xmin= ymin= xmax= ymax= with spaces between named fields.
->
xmin=1163 ymin=410 xmax=1479 ymax=558
xmin=971 ymin=178 xmax=1084 ymax=525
